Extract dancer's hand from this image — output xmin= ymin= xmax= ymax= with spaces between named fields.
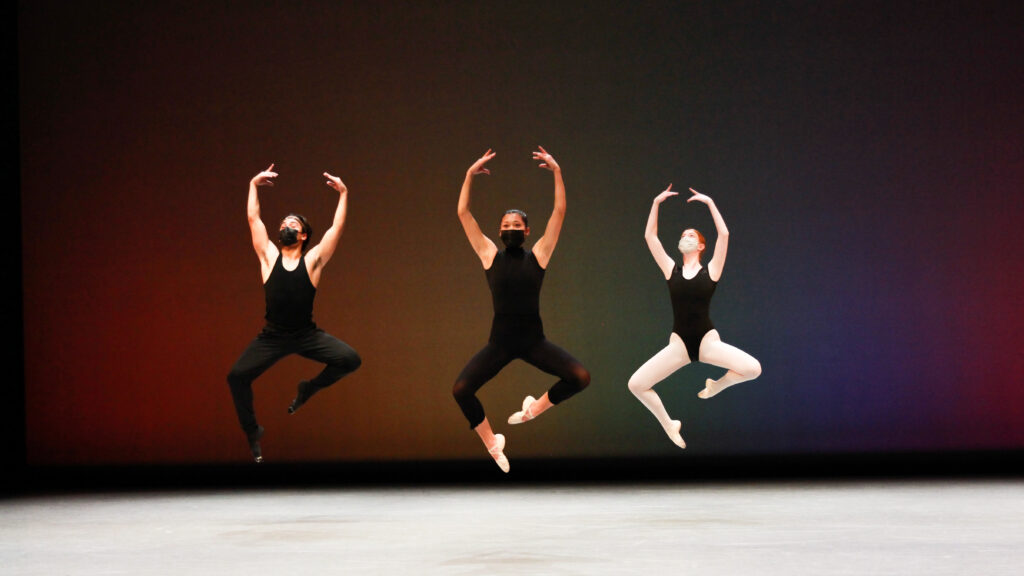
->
xmin=324 ymin=172 xmax=347 ymax=194
xmin=251 ymin=164 xmax=278 ymax=187
xmin=687 ymin=187 xmax=713 ymax=205
xmin=653 ymin=183 xmax=678 ymax=204
xmin=533 ymin=145 xmax=560 ymax=172
xmin=467 ymin=149 xmax=496 ymax=176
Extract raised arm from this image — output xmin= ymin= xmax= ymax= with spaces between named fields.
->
xmin=646 ymin=184 xmax=679 ymax=279
xmin=529 ymin=146 xmax=565 ymax=269
xmin=687 ymin=187 xmax=729 ymax=281
xmin=305 ymin=172 xmax=349 ymax=285
xmin=458 ymin=149 xmax=499 ymax=268
xmin=248 ymin=164 xmax=280 ymax=277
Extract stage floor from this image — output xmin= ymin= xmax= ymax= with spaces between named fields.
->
xmin=3 ymin=479 xmax=1022 ymax=575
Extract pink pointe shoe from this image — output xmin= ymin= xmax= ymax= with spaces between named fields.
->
xmin=488 ymin=434 xmax=510 ymax=473
xmin=698 ymin=378 xmax=727 ymax=399
xmin=665 ymin=420 xmax=686 ymax=449
xmin=507 ymin=396 xmax=536 ymax=425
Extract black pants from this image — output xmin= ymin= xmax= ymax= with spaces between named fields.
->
xmin=227 ymin=324 xmax=361 ymax=436
xmin=453 ymin=316 xmax=590 ymax=429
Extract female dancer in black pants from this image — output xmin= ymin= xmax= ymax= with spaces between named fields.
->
xmin=627 ymin=185 xmax=761 ymax=448
xmin=453 ymin=148 xmax=590 ymax=472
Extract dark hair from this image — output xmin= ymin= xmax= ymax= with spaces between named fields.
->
xmin=284 ymin=213 xmax=314 ymax=251
xmin=501 ymin=209 xmax=529 ymax=227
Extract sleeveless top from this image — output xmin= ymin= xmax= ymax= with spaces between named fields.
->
xmin=668 ymin=265 xmax=716 ymax=338
xmin=486 ymin=248 xmax=545 ymax=316
xmin=264 ymin=254 xmax=316 ymax=330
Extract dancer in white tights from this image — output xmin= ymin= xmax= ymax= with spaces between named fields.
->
xmin=627 ymin=184 xmax=761 ymax=448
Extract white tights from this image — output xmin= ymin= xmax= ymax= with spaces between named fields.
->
xmin=627 ymin=331 xmax=761 ymax=447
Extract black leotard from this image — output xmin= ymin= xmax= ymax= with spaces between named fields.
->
xmin=485 ymin=247 xmax=545 ymax=348
xmin=668 ymin=265 xmax=717 ymax=361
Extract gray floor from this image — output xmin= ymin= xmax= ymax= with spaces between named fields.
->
xmin=3 ymin=480 xmax=1022 ymax=575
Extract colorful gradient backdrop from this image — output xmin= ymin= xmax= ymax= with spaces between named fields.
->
xmin=19 ymin=1 xmax=1024 ymax=465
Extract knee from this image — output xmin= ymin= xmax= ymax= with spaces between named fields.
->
xmin=452 ymin=380 xmax=471 ymax=403
xmin=745 ymin=359 xmax=762 ymax=380
xmin=330 ymin=350 xmax=361 ymax=372
xmin=573 ymin=366 xmax=591 ymax=392
xmin=227 ymin=370 xmax=247 ymax=389
xmin=627 ymin=374 xmax=646 ymax=396
xmin=347 ymin=352 xmax=363 ymax=372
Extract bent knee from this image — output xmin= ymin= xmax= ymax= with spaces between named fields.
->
xmin=452 ymin=380 xmax=472 ymax=401
xmin=330 ymin=351 xmax=361 ymax=372
xmin=627 ymin=373 xmax=648 ymax=395
xmin=745 ymin=359 xmax=762 ymax=380
xmin=227 ymin=370 xmax=247 ymax=388
xmin=573 ymin=367 xmax=591 ymax=391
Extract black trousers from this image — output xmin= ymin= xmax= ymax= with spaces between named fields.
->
xmin=227 ymin=324 xmax=361 ymax=436
xmin=453 ymin=317 xmax=590 ymax=429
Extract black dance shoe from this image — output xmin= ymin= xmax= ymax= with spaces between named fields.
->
xmin=247 ymin=425 xmax=265 ymax=463
xmin=287 ymin=380 xmax=315 ymax=414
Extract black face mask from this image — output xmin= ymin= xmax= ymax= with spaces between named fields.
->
xmin=279 ymin=227 xmax=300 ymax=247
xmin=500 ymin=229 xmax=525 ymax=249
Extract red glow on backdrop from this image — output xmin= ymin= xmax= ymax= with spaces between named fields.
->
xmin=20 ymin=1 xmax=1024 ymax=465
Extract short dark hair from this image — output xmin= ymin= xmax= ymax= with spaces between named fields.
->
xmin=502 ymin=209 xmax=529 ymax=227
xmin=284 ymin=213 xmax=313 ymax=251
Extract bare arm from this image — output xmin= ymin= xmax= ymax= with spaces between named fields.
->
xmin=305 ymin=172 xmax=348 ymax=286
xmin=248 ymin=164 xmax=280 ymax=280
xmin=529 ymin=146 xmax=565 ymax=269
xmin=647 ymin=185 xmax=678 ymax=280
xmin=688 ymin=187 xmax=729 ymax=281
xmin=458 ymin=149 xmax=499 ymax=268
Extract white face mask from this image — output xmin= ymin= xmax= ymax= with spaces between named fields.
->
xmin=678 ymin=237 xmax=700 ymax=254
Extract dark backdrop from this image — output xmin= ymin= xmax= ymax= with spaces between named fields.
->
xmin=17 ymin=1 xmax=1024 ymax=476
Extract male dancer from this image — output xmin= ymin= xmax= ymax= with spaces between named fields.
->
xmin=227 ymin=164 xmax=361 ymax=462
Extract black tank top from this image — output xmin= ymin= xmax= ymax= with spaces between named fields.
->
xmin=486 ymin=248 xmax=545 ymax=316
xmin=264 ymin=254 xmax=316 ymax=330
xmin=668 ymin=265 xmax=716 ymax=337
